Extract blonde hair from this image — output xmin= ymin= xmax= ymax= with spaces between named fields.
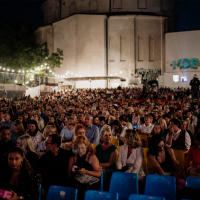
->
xmin=73 ymin=135 xmax=90 ymax=150
xmin=34 ymin=110 xmax=41 ymax=119
xmin=158 ymin=118 xmax=167 ymax=129
xmin=125 ymin=129 xmax=141 ymax=148
xmin=14 ymin=119 xmax=25 ymax=134
xmin=43 ymin=125 xmax=58 ymax=139
xmin=67 ymin=116 xmax=75 ymax=126
xmin=17 ymin=135 xmax=36 ymax=155
xmin=101 ymin=125 xmax=111 ymax=137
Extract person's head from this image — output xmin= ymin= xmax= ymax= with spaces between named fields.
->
xmin=175 ymin=108 xmax=181 ymax=117
xmin=144 ymin=114 xmax=151 ymax=125
xmin=195 ymin=132 xmax=200 ymax=149
xmin=67 ymin=116 xmax=75 ymax=128
xmin=43 ymin=125 xmax=58 ymax=139
xmin=85 ymin=115 xmax=93 ymax=127
xmin=18 ymin=115 xmax=23 ymax=123
xmin=4 ymin=113 xmax=10 ymax=122
xmin=170 ymin=118 xmax=181 ymax=130
xmin=163 ymin=114 xmax=170 ymax=124
xmin=119 ymin=115 xmax=128 ymax=126
xmin=125 ymin=108 xmax=131 ymax=116
xmin=194 ymin=74 xmax=197 ymax=79
xmin=112 ymin=120 xmax=121 ymax=130
xmin=8 ymin=146 xmax=34 ymax=177
xmin=13 ymin=119 xmax=25 ymax=135
xmin=93 ymin=116 xmax=99 ymax=125
xmin=187 ymin=111 xmax=193 ymax=118
xmin=148 ymin=135 xmax=165 ymax=156
xmin=99 ymin=116 xmax=106 ymax=127
xmin=17 ymin=135 xmax=35 ymax=154
xmin=24 ymin=113 xmax=30 ymax=121
xmin=180 ymin=120 xmax=188 ymax=131
xmin=45 ymin=134 xmax=61 ymax=152
xmin=78 ymin=112 xmax=84 ymax=121
xmin=158 ymin=118 xmax=167 ymax=130
xmin=152 ymin=123 xmax=162 ymax=134
xmin=74 ymin=124 xmax=86 ymax=137
xmin=73 ymin=135 xmax=90 ymax=156
xmin=124 ymin=129 xmax=141 ymax=148
xmin=101 ymin=125 xmax=112 ymax=144
xmin=154 ymin=111 xmax=158 ymax=118
xmin=49 ymin=115 xmax=56 ymax=124
xmin=115 ymin=112 xmax=120 ymax=119
xmin=27 ymin=120 xmax=39 ymax=134
xmin=0 ymin=126 xmax=11 ymax=143
xmin=47 ymin=110 xmax=51 ymax=116
xmin=0 ymin=111 xmax=4 ymax=119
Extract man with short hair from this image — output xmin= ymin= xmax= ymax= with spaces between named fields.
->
xmin=78 ymin=112 xmax=85 ymax=125
xmin=0 ymin=111 xmax=5 ymax=124
xmin=0 ymin=113 xmax=14 ymax=132
xmin=93 ymin=116 xmax=99 ymax=126
xmin=98 ymin=116 xmax=106 ymax=135
xmin=166 ymin=118 xmax=191 ymax=154
xmin=85 ymin=115 xmax=99 ymax=144
xmin=163 ymin=114 xmax=171 ymax=128
xmin=39 ymin=134 xmax=74 ymax=197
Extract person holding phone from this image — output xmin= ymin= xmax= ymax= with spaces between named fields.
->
xmin=0 ymin=146 xmax=40 ymax=200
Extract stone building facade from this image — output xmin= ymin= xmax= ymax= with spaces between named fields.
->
xmin=35 ymin=0 xmax=178 ymax=88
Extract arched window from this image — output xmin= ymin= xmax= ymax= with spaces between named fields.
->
xmin=138 ymin=0 xmax=147 ymax=9
xmin=69 ymin=2 xmax=76 ymax=15
xmin=113 ymin=0 xmax=122 ymax=9
xmin=138 ymin=35 xmax=143 ymax=61
xmin=149 ymin=35 xmax=154 ymax=61
xmin=90 ymin=0 xmax=98 ymax=11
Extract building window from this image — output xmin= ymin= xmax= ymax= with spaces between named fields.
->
xmin=173 ymin=75 xmax=179 ymax=83
xmin=90 ymin=0 xmax=98 ymax=11
xmin=138 ymin=0 xmax=147 ymax=9
xmin=113 ymin=0 xmax=122 ymax=9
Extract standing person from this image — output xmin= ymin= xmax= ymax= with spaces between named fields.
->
xmin=190 ymin=74 xmax=199 ymax=99
xmin=0 ymin=147 xmax=40 ymax=200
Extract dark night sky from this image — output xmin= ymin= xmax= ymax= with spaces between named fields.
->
xmin=0 ymin=0 xmax=200 ymax=32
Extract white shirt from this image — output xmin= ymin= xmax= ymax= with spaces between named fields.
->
xmin=139 ymin=123 xmax=154 ymax=134
xmin=165 ymin=129 xmax=191 ymax=150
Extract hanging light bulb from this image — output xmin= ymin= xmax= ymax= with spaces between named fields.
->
xmin=3 ymin=68 xmax=5 ymax=70
xmin=47 ymin=66 xmax=49 ymax=69
xmin=115 ymin=73 xmax=117 ymax=75
xmin=19 ymin=70 xmax=21 ymax=73
xmin=15 ymin=80 xmax=17 ymax=83
xmin=12 ymin=70 xmax=14 ymax=72
xmin=49 ymin=70 xmax=52 ymax=72
xmin=7 ymin=69 xmax=10 ymax=71
xmin=52 ymin=72 xmax=55 ymax=75
xmin=0 ymin=66 xmax=2 ymax=69
xmin=55 ymin=74 xmax=57 ymax=77
xmin=41 ymin=65 xmax=43 ymax=67
xmin=45 ymin=63 xmax=47 ymax=65
xmin=30 ymin=70 xmax=33 ymax=72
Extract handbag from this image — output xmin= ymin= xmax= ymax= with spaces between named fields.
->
xmin=74 ymin=173 xmax=100 ymax=185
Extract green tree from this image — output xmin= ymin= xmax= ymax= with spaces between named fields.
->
xmin=0 ymin=24 xmax=63 ymax=85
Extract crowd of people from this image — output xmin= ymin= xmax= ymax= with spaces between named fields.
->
xmin=0 ymin=84 xmax=200 ymax=200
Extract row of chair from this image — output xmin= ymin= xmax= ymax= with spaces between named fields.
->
xmin=45 ymin=173 xmax=200 ymax=200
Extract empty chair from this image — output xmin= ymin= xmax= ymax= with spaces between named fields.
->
xmin=46 ymin=185 xmax=78 ymax=200
xmin=144 ymin=174 xmax=176 ymax=200
xmin=85 ymin=190 xmax=118 ymax=200
xmin=129 ymin=194 xmax=165 ymax=200
xmin=111 ymin=138 xmax=119 ymax=146
xmin=109 ymin=172 xmax=138 ymax=200
xmin=185 ymin=176 xmax=200 ymax=189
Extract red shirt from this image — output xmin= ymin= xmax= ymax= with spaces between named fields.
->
xmin=185 ymin=146 xmax=200 ymax=169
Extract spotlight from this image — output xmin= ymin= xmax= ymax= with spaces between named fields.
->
xmin=12 ymin=70 xmax=14 ymax=72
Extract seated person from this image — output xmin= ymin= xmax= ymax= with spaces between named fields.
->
xmin=60 ymin=117 xmax=75 ymax=142
xmin=158 ymin=118 xmax=169 ymax=138
xmin=185 ymin=132 xmax=200 ymax=171
xmin=111 ymin=120 xmax=127 ymax=142
xmin=68 ymin=135 xmax=101 ymax=200
xmin=94 ymin=125 xmax=118 ymax=191
xmin=150 ymin=123 xmax=164 ymax=138
xmin=117 ymin=129 xmax=146 ymax=192
xmin=26 ymin=120 xmax=43 ymax=150
xmin=0 ymin=146 xmax=40 ymax=200
xmin=166 ymin=118 xmax=191 ymax=154
xmin=138 ymin=114 xmax=154 ymax=137
xmin=10 ymin=119 xmax=25 ymax=144
xmin=72 ymin=124 xmax=93 ymax=153
xmin=17 ymin=135 xmax=39 ymax=173
xmin=148 ymin=134 xmax=186 ymax=177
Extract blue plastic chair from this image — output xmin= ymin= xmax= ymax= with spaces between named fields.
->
xmin=46 ymin=185 xmax=78 ymax=200
xmin=38 ymin=184 xmax=41 ymax=200
xmin=109 ymin=172 xmax=138 ymax=200
xmin=144 ymin=174 xmax=176 ymax=200
xmin=85 ymin=190 xmax=118 ymax=200
xmin=129 ymin=194 xmax=165 ymax=200
xmin=185 ymin=177 xmax=200 ymax=189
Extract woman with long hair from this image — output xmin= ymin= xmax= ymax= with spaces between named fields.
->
xmin=33 ymin=110 xmax=44 ymax=133
xmin=10 ymin=119 xmax=25 ymax=144
xmin=0 ymin=146 xmax=40 ymax=200
xmin=23 ymin=112 xmax=30 ymax=130
xmin=26 ymin=120 xmax=43 ymax=149
xmin=158 ymin=118 xmax=169 ymax=138
xmin=17 ymin=135 xmax=39 ymax=172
